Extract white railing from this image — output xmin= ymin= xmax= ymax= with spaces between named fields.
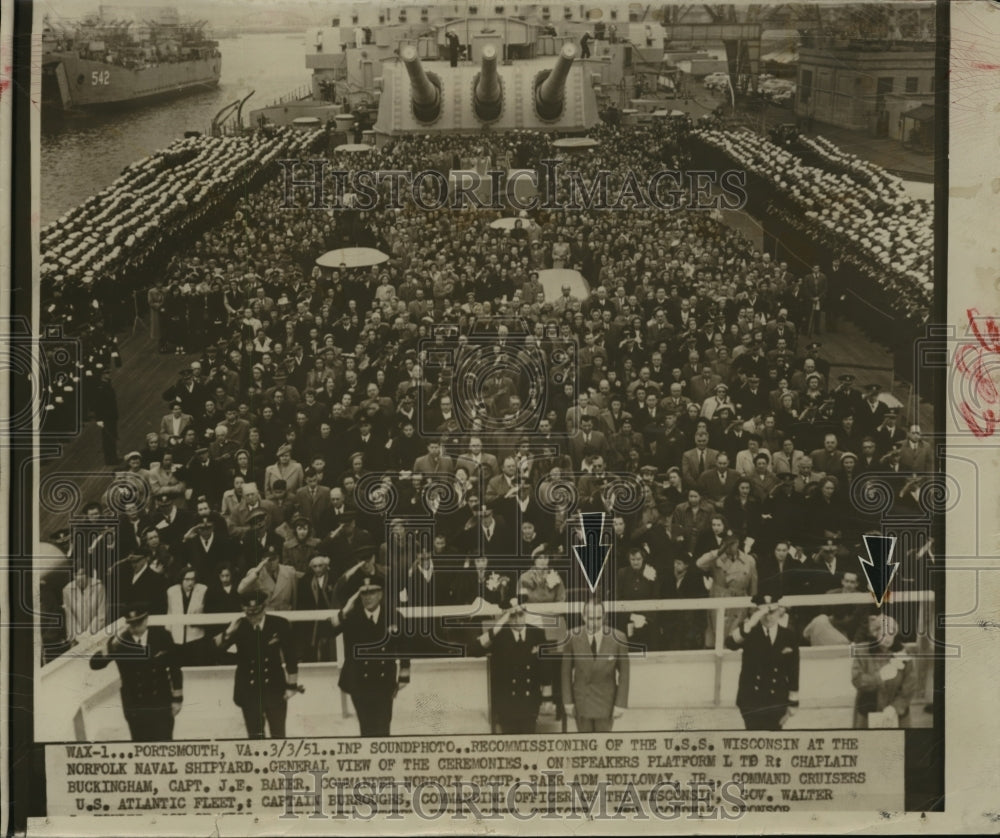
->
xmin=41 ymin=591 xmax=935 ymax=740
xmin=44 ymin=591 xmax=935 ymax=675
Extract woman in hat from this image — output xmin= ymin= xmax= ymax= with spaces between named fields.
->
xmin=615 ymin=548 xmax=661 ymax=647
xmin=723 ymin=477 xmax=762 ymax=549
xmin=775 ymin=390 xmax=800 ymax=437
xmin=694 ymin=513 xmax=732 ymax=559
xmin=316 ymin=375 xmax=339 ymax=412
xmin=677 ymin=402 xmax=707 ymax=446
xmin=282 ymin=516 xmax=320 ymax=576
xmin=851 ymin=613 xmax=917 ymax=728
xmin=518 ymin=552 xmax=568 ymax=716
xmin=660 ymin=467 xmax=686 ymax=516
xmin=248 ymin=362 xmax=269 ymax=394
xmin=231 ymin=447 xmax=258 ymax=485
xmin=805 ymin=476 xmax=845 ymax=544
xmin=518 ymin=553 xmax=567 ymax=617
xmin=701 ymin=383 xmax=736 ymax=421
xmin=119 ymin=449 xmax=152 ymax=489
xmin=800 ymin=373 xmax=828 ymax=413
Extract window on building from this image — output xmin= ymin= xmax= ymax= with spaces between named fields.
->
xmin=800 ymin=69 xmax=813 ymax=104
xmin=541 ymin=5 xmax=551 ymax=19
xmin=421 ymin=8 xmax=429 ymax=22
xmin=905 ymin=76 xmax=919 ymax=93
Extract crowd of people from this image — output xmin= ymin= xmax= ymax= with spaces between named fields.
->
xmin=41 ymin=127 xmax=325 ymax=334
xmin=42 ymin=118 xmax=936 ymax=730
xmin=693 ymin=126 xmax=933 ymax=328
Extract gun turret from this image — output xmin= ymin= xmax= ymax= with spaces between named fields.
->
xmin=401 ymin=44 xmax=441 ymax=123
xmin=535 ymin=43 xmax=576 ymax=120
xmin=473 ymin=45 xmax=502 ymax=122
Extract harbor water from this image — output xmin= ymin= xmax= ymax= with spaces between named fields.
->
xmin=41 ymin=33 xmax=308 ymax=226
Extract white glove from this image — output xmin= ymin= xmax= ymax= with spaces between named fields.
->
xmin=878 ymin=663 xmax=899 ymax=682
xmin=630 ymin=613 xmax=647 ymax=629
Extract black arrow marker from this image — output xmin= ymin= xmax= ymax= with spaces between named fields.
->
xmin=573 ymin=511 xmax=611 ymax=592
xmin=859 ymin=534 xmax=900 ymax=607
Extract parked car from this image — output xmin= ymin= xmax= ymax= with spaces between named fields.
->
xmin=703 ymin=72 xmax=730 ymax=90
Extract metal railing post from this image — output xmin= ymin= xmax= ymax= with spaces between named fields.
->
xmin=713 ymin=606 xmax=726 ymax=707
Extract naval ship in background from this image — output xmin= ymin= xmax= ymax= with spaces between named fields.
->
xmin=246 ymin=1 xmax=713 ymax=139
xmin=41 ymin=5 xmax=221 ymax=111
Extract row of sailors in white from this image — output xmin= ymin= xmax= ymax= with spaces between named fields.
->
xmin=694 ymin=128 xmax=932 ymax=295
xmin=40 ymin=128 xmax=322 ymax=284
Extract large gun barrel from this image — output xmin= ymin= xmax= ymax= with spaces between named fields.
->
xmin=401 ymin=44 xmax=441 ymax=122
xmin=474 ymin=45 xmax=502 ymax=122
xmin=535 ymin=42 xmax=575 ymax=120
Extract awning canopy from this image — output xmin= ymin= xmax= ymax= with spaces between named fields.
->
xmin=315 ymin=248 xmax=389 ymax=269
xmin=903 ymin=104 xmax=935 ymax=123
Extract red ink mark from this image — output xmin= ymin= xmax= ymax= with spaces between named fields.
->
xmin=967 ymin=306 xmax=1000 ymax=352
xmin=972 ymin=62 xmax=1000 ymax=71
xmin=955 ymin=308 xmax=1000 ymax=437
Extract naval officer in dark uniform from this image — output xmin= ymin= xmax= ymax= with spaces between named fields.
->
xmin=330 ymin=576 xmax=410 ymax=737
xmin=216 ymin=590 xmax=299 ymax=738
xmin=474 ymin=604 xmax=554 ymax=734
xmin=724 ymin=594 xmax=800 ymax=730
xmin=89 ymin=604 xmax=183 ymax=741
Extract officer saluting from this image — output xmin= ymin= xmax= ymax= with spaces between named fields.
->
xmin=725 ymin=594 xmax=800 ymax=730
xmin=89 ymin=603 xmax=183 ymax=741
xmin=475 ymin=604 xmax=554 ymax=734
xmin=329 ymin=577 xmax=409 ymax=737
xmin=216 ymin=590 xmax=299 ymax=739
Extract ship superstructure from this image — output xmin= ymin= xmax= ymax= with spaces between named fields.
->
xmin=42 ymin=5 xmax=222 ymax=110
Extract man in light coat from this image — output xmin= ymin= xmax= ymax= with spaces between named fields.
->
xmin=561 ymin=600 xmax=631 ymax=732
xmin=238 ymin=548 xmax=298 ymax=611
